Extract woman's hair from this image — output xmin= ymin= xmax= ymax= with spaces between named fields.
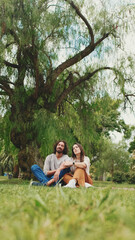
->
xmin=53 ymin=140 xmax=68 ymax=154
xmin=72 ymin=143 xmax=85 ymax=162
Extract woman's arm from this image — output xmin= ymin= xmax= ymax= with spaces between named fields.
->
xmin=74 ymin=162 xmax=87 ymax=169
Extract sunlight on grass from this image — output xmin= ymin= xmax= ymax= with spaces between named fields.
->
xmin=0 ymin=178 xmax=135 ymax=240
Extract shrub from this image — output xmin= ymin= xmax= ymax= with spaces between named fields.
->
xmin=128 ymin=172 xmax=135 ymax=184
xmin=106 ymin=173 xmax=112 ymax=181
xmin=107 ymin=176 xmax=112 ymax=181
xmin=124 ymin=172 xmax=130 ymax=181
xmin=113 ymin=171 xmax=125 ymax=183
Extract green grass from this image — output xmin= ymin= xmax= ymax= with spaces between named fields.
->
xmin=0 ymin=177 xmax=135 ymax=240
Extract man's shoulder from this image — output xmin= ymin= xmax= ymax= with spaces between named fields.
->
xmin=62 ymin=154 xmax=71 ymax=161
xmin=46 ymin=153 xmax=55 ymax=160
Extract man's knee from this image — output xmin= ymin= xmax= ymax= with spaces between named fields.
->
xmin=59 ymin=168 xmax=70 ymax=179
xmin=31 ymin=164 xmax=39 ymax=172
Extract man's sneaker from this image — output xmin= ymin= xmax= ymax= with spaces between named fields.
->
xmin=85 ymin=182 xmax=94 ymax=188
xmin=63 ymin=179 xmax=76 ymax=188
xmin=30 ymin=181 xmax=46 ymax=186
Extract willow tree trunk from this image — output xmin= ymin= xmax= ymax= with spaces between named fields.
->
xmin=10 ymin=96 xmax=44 ymax=179
xmin=10 ymin=125 xmax=44 ymax=179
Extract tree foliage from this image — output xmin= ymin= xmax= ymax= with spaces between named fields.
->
xmin=0 ymin=0 xmax=134 ymax=177
xmin=93 ymin=139 xmax=131 ymax=180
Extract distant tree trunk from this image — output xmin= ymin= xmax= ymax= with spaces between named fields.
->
xmin=103 ymin=172 xmax=106 ymax=181
xmin=0 ymin=164 xmax=4 ymax=176
xmin=99 ymin=175 xmax=103 ymax=181
xmin=110 ymin=160 xmax=114 ymax=178
xmin=13 ymin=164 xmax=19 ymax=178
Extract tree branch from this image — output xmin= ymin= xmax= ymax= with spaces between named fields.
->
xmin=8 ymin=29 xmax=20 ymax=44
xmin=64 ymin=0 xmax=94 ymax=44
xmin=54 ymin=67 xmax=115 ymax=107
xmin=0 ymin=76 xmax=13 ymax=97
xmin=50 ymin=30 xmax=112 ymax=88
xmin=29 ymin=46 xmax=44 ymax=98
xmin=4 ymin=60 xmax=19 ymax=69
xmin=6 ymin=42 xmax=16 ymax=48
xmin=51 ymin=44 xmax=94 ymax=82
xmin=94 ymin=32 xmax=111 ymax=47
xmin=0 ymin=91 xmax=8 ymax=96
xmin=124 ymin=93 xmax=135 ymax=98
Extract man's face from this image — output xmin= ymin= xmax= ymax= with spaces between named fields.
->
xmin=56 ymin=141 xmax=65 ymax=153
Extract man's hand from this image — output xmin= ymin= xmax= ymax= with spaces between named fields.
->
xmin=53 ymin=169 xmax=60 ymax=182
xmin=53 ymin=161 xmax=73 ymax=182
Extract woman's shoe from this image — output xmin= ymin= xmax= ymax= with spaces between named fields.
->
xmin=85 ymin=182 xmax=94 ymax=188
xmin=63 ymin=179 xmax=76 ymax=188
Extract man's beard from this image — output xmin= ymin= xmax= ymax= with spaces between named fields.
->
xmin=56 ymin=147 xmax=64 ymax=153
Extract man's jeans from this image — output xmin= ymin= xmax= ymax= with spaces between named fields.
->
xmin=31 ymin=164 xmax=70 ymax=186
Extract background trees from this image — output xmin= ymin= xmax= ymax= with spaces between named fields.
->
xmin=93 ymin=139 xmax=131 ymax=180
xmin=0 ymin=0 xmax=134 ymax=178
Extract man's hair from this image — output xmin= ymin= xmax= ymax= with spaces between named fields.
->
xmin=72 ymin=143 xmax=85 ymax=162
xmin=53 ymin=140 xmax=68 ymax=154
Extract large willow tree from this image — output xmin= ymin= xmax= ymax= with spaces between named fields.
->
xmin=0 ymin=0 xmax=134 ymax=178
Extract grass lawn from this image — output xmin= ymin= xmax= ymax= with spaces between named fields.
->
xmin=0 ymin=177 xmax=135 ymax=240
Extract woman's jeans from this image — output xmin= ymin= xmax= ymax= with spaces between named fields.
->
xmin=31 ymin=164 xmax=70 ymax=186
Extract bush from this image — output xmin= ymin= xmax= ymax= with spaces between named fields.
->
xmin=107 ymin=176 xmax=112 ymax=181
xmin=128 ymin=172 xmax=135 ymax=184
xmin=124 ymin=172 xmax=130 ymax=181
xmin=113 ymin=171 xmax=135 ymax=184
xmin=106 ymin=173 xmax=112 ymax=181
xmin=113 ymin=171 xmax=126 ymax=183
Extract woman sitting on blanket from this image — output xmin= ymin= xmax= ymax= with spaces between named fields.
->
xmin=63 ymin=143 xmax=93 ymax=188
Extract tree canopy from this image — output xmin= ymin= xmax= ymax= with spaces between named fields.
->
xmin=0 ymin=0 xmax=134 ymax=178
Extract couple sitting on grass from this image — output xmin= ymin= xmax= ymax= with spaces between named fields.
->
xmin=31 ymin=140 xmax=93 ymax=188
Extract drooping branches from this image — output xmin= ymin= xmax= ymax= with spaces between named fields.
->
xmin=49 ymin=0 xmax=113 ymax=88
xmin=54 ymin=67 xmax=116 ymax=107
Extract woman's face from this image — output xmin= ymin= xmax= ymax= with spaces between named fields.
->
xmin=73 ymin=144 xmax=81 ymax=155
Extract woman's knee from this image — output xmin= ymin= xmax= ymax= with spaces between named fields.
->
xmin=75 ymin=168 xmax=85 ymax=173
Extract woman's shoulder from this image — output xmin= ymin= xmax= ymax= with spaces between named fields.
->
xmin=84 ymin=156 xmax=90 ymax=161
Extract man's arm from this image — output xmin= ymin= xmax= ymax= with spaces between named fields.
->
xmin=47 ymin=161 xmax=73 ymax=176
xmin=43 ymin=155 xmax=56 ymax=176
xmin=53 ymin=161 xmax=73 ymax=182
xmin=46 ymin=170 xmax=56 ymax=176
